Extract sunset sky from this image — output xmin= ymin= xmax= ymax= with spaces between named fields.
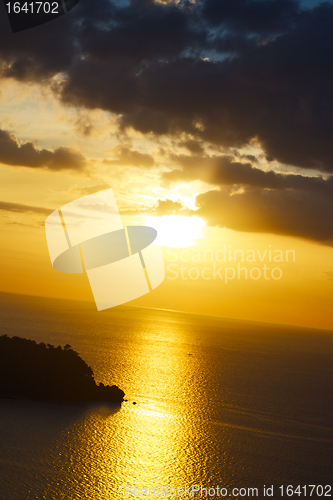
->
xmin=0 ymin=0 xmax=333 ymax=329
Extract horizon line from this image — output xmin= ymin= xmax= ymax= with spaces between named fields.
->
xmin=0 ymin=289 xmax=332 ymax=334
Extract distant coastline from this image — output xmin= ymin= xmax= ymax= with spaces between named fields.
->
xmin=0 ymin=335 xmax=125 ymax=405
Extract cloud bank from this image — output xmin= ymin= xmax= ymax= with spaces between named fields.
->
xmin=1 ymin=0 xmax=333 ymax=242
xmin=0 ymin=129 xmax=87 ymax=171
xmin=1 ymin=0 xmax=332 ymax=172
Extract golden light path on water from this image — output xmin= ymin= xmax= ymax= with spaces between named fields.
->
xmin=69 ymin=318 xmax=212 ymax=498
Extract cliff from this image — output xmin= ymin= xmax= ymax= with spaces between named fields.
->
xmin=0 ymin=335 xmax=124 ymax=404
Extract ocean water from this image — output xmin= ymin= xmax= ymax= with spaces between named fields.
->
xmin=0 ymin=292 xmax=332 ymax=499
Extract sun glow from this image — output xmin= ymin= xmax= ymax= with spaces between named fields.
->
xmin=145 ymin=215 xmax=206 ymax=248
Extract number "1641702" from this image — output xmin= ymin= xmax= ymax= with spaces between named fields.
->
xmin=6 ymin=2 xmax=59 ymax=14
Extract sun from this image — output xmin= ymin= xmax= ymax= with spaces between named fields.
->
xmin=145 ymin=215 xmax=206 ymax=248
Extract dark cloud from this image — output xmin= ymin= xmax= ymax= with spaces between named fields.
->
xmin=178 ymin=139 xmax=205 ymax=155
xmin=202 ymin=0 xmax=300 ymax=34
xmin=56 ymin=1 xmax=333 ymax=172
xmin=122 ymin=187 xmax=333 ymax=243
xmin=0 ymin=201 xmax=52 ymax=215
xmin=1 ymin=0 xmax=332 ymax=173
xmin=78 ymin=0 xmax=206 ymax=62
xmin=125 ymin=186 xmax=333 ymax=244
xmin=195 ymin=188 xmax=333 ymax=243
xmin=163 ymin=153 xmax=333 ymax=242
xmin=0 ymin=129 xmax=87 ymax=171
xmin=103 ymin=145 xmax=155 ymax=168
xmin=164 ymin=153 xmax=333 ymax=196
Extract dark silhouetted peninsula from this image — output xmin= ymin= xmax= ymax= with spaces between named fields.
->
xmin=0 ymin=335 xmax=125 ymax=404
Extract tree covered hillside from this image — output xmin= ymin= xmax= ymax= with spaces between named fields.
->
xmin=0 ymin=335 xmax=124 ymax=404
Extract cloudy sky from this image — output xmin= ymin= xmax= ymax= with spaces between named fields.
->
xmin=0 ymin=0 xmax=333 ymax=328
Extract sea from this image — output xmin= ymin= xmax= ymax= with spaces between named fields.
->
xmin=0 ymin=292 xmax=332 ymax=500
